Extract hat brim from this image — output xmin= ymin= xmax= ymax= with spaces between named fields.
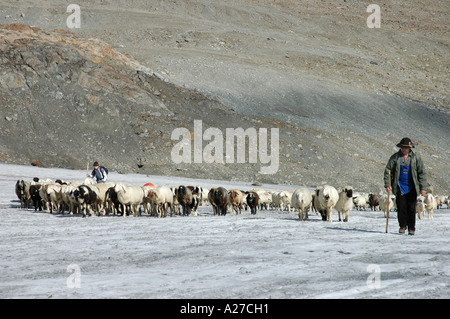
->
xmin=396 ymin=143 xmax=414 ymax=148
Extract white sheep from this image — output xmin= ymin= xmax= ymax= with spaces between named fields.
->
xmin=317 ymin=185 xmax=339 ymax=222
xmin=61 ymin=184 xmax=79 ymax=215
xmin=423 ymin=193 xmax=436 ymax=220
xmin=45 ymin=183 xmax=64 ymax=214
xmin=416 ymin=195 xmax=426 ymax=220
xmin=93 ymin=182 xmax=115 ymax=215
xmin=201 ymin=187 xmax=210 ymax=206
xmin=352 ymin=192 xmax=367 ymax=209
xmin=379 ymin=193 xmax=394 ymax=217
xmin=436 ymin=195 xmax=445 ymax=209
xmin=114 ymin=183 xmax=145 ymax=217
xmin=255 ymin=190 xmax=272 ymax=210
xmin=280 ymin=191 xmax=293 ymax=213
xmin=271 ymin=191 xmax=283 ymax=211
xmin=335 ymin=187 xmax=354 ymax=222
xmin=353 ymin=194 xmax=367 ymax=211
xmin=38 ymin=180 xmax=54 ymax=212
xmin=445 ymin=196 xmax=450 ymax=208
xmin=291 ymin=188 xmax=312 ymax=221
xmin=146 ymin=186 xmax=174 ymax=217
xmin=271 ymin=191 xmax=291 ymax=212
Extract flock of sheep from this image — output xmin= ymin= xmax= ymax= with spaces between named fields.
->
xmin=14 ymin=177 xmax=449 ymax=221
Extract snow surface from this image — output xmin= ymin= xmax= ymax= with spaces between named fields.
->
xmin=1 ymin=163 xmax=449 ymax=299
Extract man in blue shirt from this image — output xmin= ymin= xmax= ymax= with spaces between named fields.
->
xmin=87 ymin=161 xmax=108 ymax=183
xmin=384 ymin=138 xmax=428 ymax=235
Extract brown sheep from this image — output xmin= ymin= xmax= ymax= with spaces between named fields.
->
xmin=176 ymin=185 xmax=194 ymax=216
xmin=228 ymin=189 xmax=244 ymax=214
xmin=213 ymin=187 xmax=229 ymax=216
xmin=368 ymin=193 xmax=379 ymax=211
xmin=208 ymin=187 xmax=218 ymax=215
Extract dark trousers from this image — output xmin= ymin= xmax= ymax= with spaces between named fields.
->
xmin=396 ymin=189 xmax=417 ymax=231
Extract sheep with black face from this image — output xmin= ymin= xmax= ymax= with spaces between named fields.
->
xmin=335 ymin=186 xmax=354 ymax=222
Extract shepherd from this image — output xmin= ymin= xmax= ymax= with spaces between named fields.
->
xmin=384 ymin=138 xmax=428 ymax=235
xmin=87 ymin=161 xmax=108 ymax=183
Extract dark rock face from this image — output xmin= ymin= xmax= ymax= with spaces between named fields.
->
xmin=0 ymin=24 xmax=182 ymax=171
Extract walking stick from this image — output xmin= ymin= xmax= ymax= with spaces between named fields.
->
xmin=385 ymin=171 xmax=391 ymax=233
xmin=86 ymin=161 xmax=89 ymax=177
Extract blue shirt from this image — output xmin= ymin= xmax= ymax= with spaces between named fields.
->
xmin=398 ymin=155 xmax=413 ymax=195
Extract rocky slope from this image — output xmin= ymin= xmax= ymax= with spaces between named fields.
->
xmin=0 ymin=1 xmax=448 ymax=194
xmin=0 ymin=24 xmax=243 ymax=172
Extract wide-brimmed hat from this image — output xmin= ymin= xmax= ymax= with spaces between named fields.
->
xmin=396 ymin=137 xmax=415 ymax=148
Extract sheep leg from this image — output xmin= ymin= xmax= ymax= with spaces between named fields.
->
xmin=302 ymin=208 xmax=307 ymax=221
xmin=87 ymin=203 xmax=92 ymax=216
xmin=150 ymin=203 xmax=156 ymax=216
xmin=327 ymin=207 xmax=333 ymax=222
xmin=96 ymin=202 xmax=102 ymax=216
xmin=102 ymin=204 xmax=108 ymax=216
xmin=133 ymin=204 xmax=139 ymax=217
xmin=82 ymin=203 xmax=89 ymax=218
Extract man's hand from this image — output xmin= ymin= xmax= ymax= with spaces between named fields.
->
xmin=386 ymin=186 xmax=392 ymax=193
xmin=420 ymin=190 xmax=427 ymax=196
